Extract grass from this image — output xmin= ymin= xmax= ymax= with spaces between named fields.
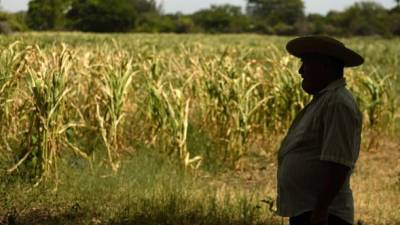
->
xmin=1 ymin=134 xmax=399 ymax=225
xmin=0 ymin=149 xmax=279 ymax=225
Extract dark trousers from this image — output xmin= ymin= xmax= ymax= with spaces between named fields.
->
xmin=289 ymin=211 xmax=352 ymax=225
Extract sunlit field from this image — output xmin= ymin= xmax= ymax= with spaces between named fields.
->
xmin=0 ymin=33 xmax=399 ymax=225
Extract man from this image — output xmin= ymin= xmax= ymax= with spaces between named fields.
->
xmin=277 ymin=36 xmax=364 ymax=225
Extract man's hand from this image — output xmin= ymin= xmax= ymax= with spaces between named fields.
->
xmin=310 ymin=208 xmax=329 ymax=225
xmin=312 ymin=161 xmax=350 ymax=225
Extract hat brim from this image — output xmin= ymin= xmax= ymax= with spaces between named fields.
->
xmin=286 ymin=36 xmax=364 ymax=67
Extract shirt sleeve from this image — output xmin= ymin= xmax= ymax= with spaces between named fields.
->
xmin=320 ymin=101 xmax=362 ymax=168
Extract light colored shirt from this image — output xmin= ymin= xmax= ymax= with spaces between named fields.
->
xmin=276 ymin=78 xmax=362 ymax=224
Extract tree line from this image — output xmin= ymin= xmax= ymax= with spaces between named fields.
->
xmin=0 ymin=0 xmax=400 ymax=36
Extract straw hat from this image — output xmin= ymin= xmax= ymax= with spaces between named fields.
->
xmin=286 ymin=36 xmax=364 ymax=67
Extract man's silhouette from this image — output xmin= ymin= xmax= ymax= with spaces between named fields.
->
xmin=277 ymin=36 xmax=364 ymax=225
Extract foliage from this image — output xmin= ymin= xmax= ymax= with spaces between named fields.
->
xmin=192 ymin=4 xmax=251 ymax=33
xmin=169 ymin=14 xmax=197 ymax=33
xmin=128 ymin=0 xmax=158 ymax=13
xmin=25 ymin=0 xmax=161 ymax=32
xmin=26 ymin=0 xmax=70 ymax=30
xmin=341 ymin=2 xmax=391 ymax=36
xmin=0 ymin=34 xmax=397 ymax=182
xmin=134 ymin=13 xmax=175 ymax=32
xmin=66 ymin=0 xmax=137 ymax=32
xmin=0 ymin=11 xmax=28 ymax=33
xmin=300 ymin=2 xmax=398 ymax=36
xmin=389 ymin=6 xmax=400 ymax=35
xmin=95 ymin=53 xmax=134 ymax=171
xmin=6 ymin=44 xmax=87 ymax=185
xmin=13 ymin=0 xmax=400 ymax=36
xmin=246 ymin=0 xmax=305 ymax=26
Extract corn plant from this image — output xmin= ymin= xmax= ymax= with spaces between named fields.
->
xmin=201 ymin=57 xmax=273 ymax=160
xmin=231 ymin=73 xmax=271 ymax=158
xmin=153 ymin=84 xmax=201 ymax=168
xmin=0 ymin=42 xmax=24 ymax=114
xmin=0 ymin=42 xmax=25 ymax=158
xmin=142 ymin=62 xmax=201 ymax=168
xmin=359 ymin=74 xmax=394 ymax=128
xmin=347 ymin=69 xmax=396 ymax=150
xmin=167 ymin=86 xmax=202 ymax=168
xmin=95 ymin=55 xmax=134 ymax=172
xmin=7 ymin=44 xmax=87 ymax=185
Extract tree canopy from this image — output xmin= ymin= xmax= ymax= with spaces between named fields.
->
xmin=12 ymin=0 xmax=400 ymax=36
xmin=246 ymin=0 xmax=305 ymax=25
xmin=342 ymin=2 xmax=391 ymax=36
xmin=66 ymin=0 xmax=137 ymax=32
xmin=27 ymin=0 xmax=70 ymax=30
xmin=192 ymin=4 xmax=250 ymax=33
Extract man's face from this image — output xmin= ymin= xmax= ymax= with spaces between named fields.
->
xmin=298 ymin=55 xmax=331 ymax=95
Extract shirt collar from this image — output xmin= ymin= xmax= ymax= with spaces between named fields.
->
xmin=315 ymin=78 xmax=346 ymax=97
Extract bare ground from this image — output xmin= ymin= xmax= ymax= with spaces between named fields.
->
xmin=202 ymin=134 xmax=400 ymax=225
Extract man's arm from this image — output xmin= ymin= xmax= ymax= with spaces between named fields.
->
xmin=311 ymin=161 xmax=351 ymax=225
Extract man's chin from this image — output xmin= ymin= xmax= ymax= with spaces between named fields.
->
xmin=301 ymin=82 xmax=316 ymax=95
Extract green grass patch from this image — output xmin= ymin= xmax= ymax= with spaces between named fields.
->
xmin=0 ymin=148 xmax=278 ymax=225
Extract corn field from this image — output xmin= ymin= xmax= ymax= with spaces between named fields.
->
xmin=0 ymin=33 xmax=398 ymax=183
